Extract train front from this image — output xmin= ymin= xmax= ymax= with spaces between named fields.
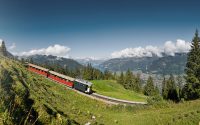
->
xmin=73 ymin=79 xmax=93 ymax=94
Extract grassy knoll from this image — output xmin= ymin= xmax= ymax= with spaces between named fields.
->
xmin=1 ymin=56 xmax=200 ymax=125
xmin=91 ymin=80 xmax=146 ymax=102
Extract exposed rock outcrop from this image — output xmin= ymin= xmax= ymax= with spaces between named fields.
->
xmin=0 ymin=39 xmax=14 ymax=58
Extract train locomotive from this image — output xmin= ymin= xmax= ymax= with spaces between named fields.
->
xmin=27 ymin=63 xmax=93 ymax=94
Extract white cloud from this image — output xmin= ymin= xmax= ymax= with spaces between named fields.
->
xmin=164 ymin=41 xmax=177 ymax=56
xmin=8 ymin=43 xmax=16 ymax=50
xmin=111 ymin=39 xmax=191 ymax=58
xmin=176 ymin=39 xmax=191 ymax=53
xmin=17 ymin=44 xmax=71 ymax=57
xmin=164 ymin=39 xmax=191 ymax=56
xmin=111 ymin=46 xmax=162 ymax=58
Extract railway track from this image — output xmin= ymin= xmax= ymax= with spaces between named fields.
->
xmin=91 ymin=93 xmax=147 ymax=105
xmin=29 ymin=66 xmax=147 ymax=106
xmin=73 ymin=88 xmax=147 ymax=105
xmin=48 ymin=77 xmax=147 ymax=105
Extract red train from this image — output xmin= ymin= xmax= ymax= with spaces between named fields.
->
xmin=27 ymin=63 xmax=92 ymax=93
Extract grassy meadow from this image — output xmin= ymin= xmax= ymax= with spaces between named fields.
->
xmin=91 ymin=80 xmax=146 ymax=102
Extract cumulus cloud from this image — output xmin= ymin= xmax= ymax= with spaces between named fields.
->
xmin=175 ymin=39 xmax=191 ymax=52
xmin=111 ymin=39 xmax=191 ymax=58
xmin=111 ymin=46 xmax=162 ymax=58
xmin=8 ymin=43 xmax=16 ymax=50
xmin=164 ymin=39 xmax=191 ymax=56
xmin=17 ymin=44 xmax=71 ymax=57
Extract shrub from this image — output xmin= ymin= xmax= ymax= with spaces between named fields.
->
xmin=147 ymin=94 xmax=167 ymax=107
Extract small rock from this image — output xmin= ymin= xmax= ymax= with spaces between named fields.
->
xmin=85 ymin=122 xmax=91 ymax=125
xmin=92 ymin=115 xmax=96 ymax=119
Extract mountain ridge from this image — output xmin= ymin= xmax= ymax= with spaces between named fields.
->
xmin=23 ymin=54 xmax=83 ymax=71
xmin=98 ymin=53 xmax=187 ymax=74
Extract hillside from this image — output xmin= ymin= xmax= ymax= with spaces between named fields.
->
xmin=1 ymin=56 xmax=200 ymax=125
xmin=99 ymin=56 xmax=158 ymax=72
xmin=99 ymin=53 xmax=187 ymax=74
xmin=91 ymin=80 xmax=146 ymax=102
xmin=24 ymin=55 xmax=83 ymax=71
xmin=0 ymin=40 xmax=14 ymax=58
xmin=76 ymin=58 xmax=106 ymax=68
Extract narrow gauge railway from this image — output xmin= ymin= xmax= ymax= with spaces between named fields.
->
xmin=27 ymin=63 xmax=146 ymax=105
xmin=28 ymin=63 xmax=92 ymax=94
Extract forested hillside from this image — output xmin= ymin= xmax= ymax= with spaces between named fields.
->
xmin=1 ymin=56 xmax=200 ymax=125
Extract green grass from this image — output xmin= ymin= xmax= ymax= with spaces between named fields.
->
xmin=1 ymin=56 xmax=200 ymax=125
xmin=91 ymin=80 xmax=147 ymax=102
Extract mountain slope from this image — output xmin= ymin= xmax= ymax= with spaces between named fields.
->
xmin=25 ymin=55 xmax=83 ymax=70
xmin=99 ymin=56 xmax=158 ymax=72
xmin=148 ymin=53 xmax=187 ymax=74
xmin=99 ymin=53 xmax=187 ymax=74
xmin=76 ymin=58 xmax=107 ymax=68
xmin=1 ymin=56 xmax=200 ymax=125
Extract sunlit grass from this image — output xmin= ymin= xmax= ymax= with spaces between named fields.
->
xmin=1 ymin=56 xmax=200 ymax=125
xmin=91 ymin=80 xmax=147 ymax=102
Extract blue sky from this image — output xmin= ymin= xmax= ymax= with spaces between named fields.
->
xmin=0 ymin=0 xmax=199 ymax=58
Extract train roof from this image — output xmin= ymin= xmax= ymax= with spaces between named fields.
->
xmin=28 ymin=63 xmax=49 ymax=72
xmin=75 ymin=79 xmax=92 ymax=87
xmin=49 ymin=71 xmax=75 ymax=81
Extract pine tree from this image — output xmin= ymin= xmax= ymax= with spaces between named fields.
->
xmin=166 ymin=75 xmax=179 ymax=101
xmin=113 ymin=72 xmax=117 ymax=80
xmin=162 ymin=77 xmax=167 ymax=98
xmin=124 ymin=69 xmax=134 ymax=90
xmin=183 ymin=30 xmax=200 ymax=100
xmin=144 ymin=76 xmax=155 ymax=96
xmin=117 ymin=71 xmax=124 ymax=86
xmin=104 ymin=69 xmax=113 ymax=80
xmin=176 ymin=75 xmax=183 ymax=100
xmin=134 ymin=73 xmax=142 ymax=92
xmin=155 ymin=85 xmax=160 ymax=95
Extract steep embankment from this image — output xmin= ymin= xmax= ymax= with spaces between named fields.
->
xmin=1 ymin=56 xmax=200 ymax=125
xmin=0 ymin=56 xmax=107 ymax=124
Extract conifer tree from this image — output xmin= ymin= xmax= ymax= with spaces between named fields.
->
xmin=162 ymin=77 xmax=167 ymax=98
xmin=117 ymin=71 xmax=124 ymax=86
xmin=124 ymin=69 xmax=134 ymax=89
xmin=176 ymin=75 xmax=183 ymax=100
xmin=166 ymin=75 xmax=179 ymax=101
xmin=183 ymin=30 xmax=200 ymax=100
xmin=134 ymin=73 xmax=142 ymax=92
xmin=113 ymin=72 xmax=117 ymax=80
xmin=155 ymin=85 xmax=160 ymax=95
xmin=144 ymin=76 xmax=155 ymax=96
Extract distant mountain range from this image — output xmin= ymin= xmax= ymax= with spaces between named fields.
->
xmin=18 ymin=52 xmax=188 ymax=75
xmin=76 ymin=57 xmax=107 ymax=68
xmin=24 ymin=55 xmax=83 ymax=70
xmin=98 ymin=53 xmax=187 ymax=74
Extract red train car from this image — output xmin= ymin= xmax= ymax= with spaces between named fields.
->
xmin=28 ymin=63 xmax=49 ymax=77
xmin=27 ymin=63 xmax=74 ymax=88
xmin=49 ymin=71 xmax=74 ymax=87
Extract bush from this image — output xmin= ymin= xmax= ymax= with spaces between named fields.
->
xmin=147 ymin=95 xmax=166 ymax=107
